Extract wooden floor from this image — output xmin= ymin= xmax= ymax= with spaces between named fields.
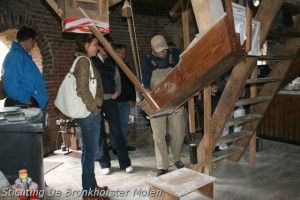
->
xmin=40 ymin=138 xmax=300 ymax=200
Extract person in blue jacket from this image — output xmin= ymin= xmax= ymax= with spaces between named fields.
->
xmin=1 ymin=26 xmax=48 ymax=110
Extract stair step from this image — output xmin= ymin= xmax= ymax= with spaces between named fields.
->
xmin=212 ymin=146 xmax=243 ymax=162
xmin=235 ymin=96 xmax=272 ymax=107
xmin=268 ymin=27 xmax=300 ymax=37
xmin=246 ymin=77 xmax=282 ymax=84
xmin=216 ymin=131 xmax=252 ymax=146
xmin=257 ymin=55 xmax=294 ymax=61
xmin=76 ymin=0 xmax=97 ymax=3
xmin=225 ymin=114 xmax=262 ymax=127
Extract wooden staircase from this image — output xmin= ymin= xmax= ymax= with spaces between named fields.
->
xmin=45 ymin=0 xmax=300 ymax=175
xmin=191 ymin=0 xmax=300 ymax=173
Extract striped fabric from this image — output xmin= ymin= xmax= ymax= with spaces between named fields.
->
xmin=62 ymin=18 xmax=109 ymax=34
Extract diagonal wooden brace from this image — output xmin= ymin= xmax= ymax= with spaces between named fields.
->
xmin=78 ymin=7 xmax=159 ymax=112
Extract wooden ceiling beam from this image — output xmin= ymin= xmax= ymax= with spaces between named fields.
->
xmin=169 ymin=0 xmax=183 ymax=17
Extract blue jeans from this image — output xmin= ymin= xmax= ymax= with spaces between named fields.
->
xmin=100 ymin=99 xmax=131 ymax=169
xmin=109 ymin=101 xmax=130 ymax=149
xmin=75 ymin=114 xmax=102 ymax=193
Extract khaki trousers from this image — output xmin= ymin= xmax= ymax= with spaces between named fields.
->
xmin=150 ymin=68 xmax=185 ymax=170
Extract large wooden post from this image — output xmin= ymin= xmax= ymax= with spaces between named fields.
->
xmin=190 ymin=0 xmax=224 ymax=175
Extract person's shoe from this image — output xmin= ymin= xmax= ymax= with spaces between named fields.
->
xmin=126 ymin=166 xmax=133 ymax=173
xmin=156 ymin=169 xmax=168 ymax=176
xmin=219 ymin=144 xmax=228 ymax=150
xmin=96 ymin=185 xmax=108 ymax=191
xmin=95 ymin=186 xmax=109 ymax=200
xmin=112 ymin=149 xmax=117 ymax=155
xmin=174 ymin=161 xmax=184 ymax=169
xmin=101 ymin=168 xmax=110 ymax=175
xmin=128 ymin=146 xmax=136 ymax=151
xmin=213 ymin=146 xmax=221 ymax=153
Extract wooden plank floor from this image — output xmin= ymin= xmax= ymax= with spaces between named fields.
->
xmin=39 ymin=138 xmax=300 ymax=200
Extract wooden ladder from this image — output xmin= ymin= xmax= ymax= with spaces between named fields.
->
xmin=191 ymin=0 xmax=300 ymax=173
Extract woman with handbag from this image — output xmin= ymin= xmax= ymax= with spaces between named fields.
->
xmin=72 ymin=34 xmax=109 ymax=200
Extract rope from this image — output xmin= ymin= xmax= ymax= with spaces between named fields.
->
xmin=127 ymin=17 xmax=140 ymax=79
xmin=130 ymin=0 xmax=142 ymax=81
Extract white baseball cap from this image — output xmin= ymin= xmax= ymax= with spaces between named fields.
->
xmin=151 ymin=35 xmax=168 ymax=52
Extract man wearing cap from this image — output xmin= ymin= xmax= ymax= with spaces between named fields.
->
xmin=141 ymin=35 xmax=185 ymax=176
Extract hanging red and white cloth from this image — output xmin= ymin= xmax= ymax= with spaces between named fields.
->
xmin=62 ymin=18 xmax=109 ymax=34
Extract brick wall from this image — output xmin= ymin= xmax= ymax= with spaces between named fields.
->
xmin=0 ymin=0 xmax=197 ymax=155
xmin=0 ymin=0 xmax=75 ymax=155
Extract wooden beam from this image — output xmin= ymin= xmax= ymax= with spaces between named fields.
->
xmin=98 ymin=0 xmax=109 ymax=23
xmin=199 ymin=0 xmax=225 ymax=175
xmin=109 ymin=0 xmax=122 ymax=7
xmin=191 ymin=0 xmax=224 ymax=33
xmin=203 ymin=86 xmax=212 ymax=175
xmin=256 ymin=0 xmax=284 ymax=46
xmin=189 ymin=0 xmax=225 ymax=174
xmin=77 ymin=0 xmax=97 ymax=3
xmin=245 ymin=2 xmax=252 ymax=52
xmin=169 ymin=0 xmax=182 ymax=17
xmin=249 ymin=66 xmax=257 ymax=166
xmin=181 ymin=0 xmax=197 ymax=140
xmin=45 ymin=0 xmax=63 ymax=17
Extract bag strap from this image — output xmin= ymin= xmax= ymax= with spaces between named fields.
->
xmin=70 ymin=56 xmax=94 ymax=79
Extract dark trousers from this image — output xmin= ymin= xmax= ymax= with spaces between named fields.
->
xmin=98 ymin=99 xmax=131 ymax=169
xmin=5 ymin=97 xmax=39 ymax=108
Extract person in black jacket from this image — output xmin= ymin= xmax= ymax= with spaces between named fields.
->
xmin=113 ymin=44 xmax=136 ymax=152
xmin=92 ymin=41 xmax=133 ymax=175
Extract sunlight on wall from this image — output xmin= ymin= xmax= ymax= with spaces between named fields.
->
xmin=0 ymin=41 xmax=9 ymax=74
xmin=0 ymin=41 xmax=9 ymax=107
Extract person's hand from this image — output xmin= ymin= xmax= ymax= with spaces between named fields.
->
xmin=93 ymin=108 xmax=101 ymax=115
xmin=145 ymin=88 xmax=151 ymax=93
xmin=111 ymin=92 xmax=119 ymax=99
xmin=129 ymin=101 xmax=136 ymax=107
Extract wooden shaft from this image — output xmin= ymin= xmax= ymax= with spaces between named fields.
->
xmin=45 ymin=0 xmax=63 ymax=17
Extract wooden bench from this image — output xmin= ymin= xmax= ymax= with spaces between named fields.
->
xmin=147 ymin=167 xmax=216 ymax=200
